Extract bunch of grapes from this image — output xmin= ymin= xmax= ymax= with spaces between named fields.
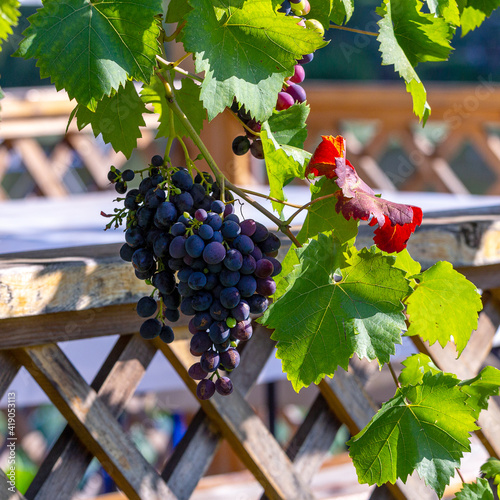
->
xmin=107 ymin=156 xmax=282 ymax=400
xmin=230 ymin=1 xmax=324 ymax=159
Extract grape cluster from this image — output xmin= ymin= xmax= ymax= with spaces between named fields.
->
xmin=230 ymin=1 xmax=324 ymax=158
xmin=108 ymin=156 xmax=282 ymax=400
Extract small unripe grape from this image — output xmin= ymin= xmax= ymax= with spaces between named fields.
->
xmin=305 ymin=19 xmax=325 ymax=37
xmin=276 ymin=91 xmax=295 ymax=111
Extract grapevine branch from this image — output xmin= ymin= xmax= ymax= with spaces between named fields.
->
xmin=329 ymin=24 xmax=378 ymax=36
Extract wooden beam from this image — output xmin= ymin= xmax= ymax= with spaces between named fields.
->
xmin=0 ymin=351 xmax=20 ymax=400
xmin=15 ymin=344 xmax=176 ymax=500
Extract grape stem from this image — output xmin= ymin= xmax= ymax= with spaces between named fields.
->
xmin=228 ymin=108 xmax=261 ymax=137
xmin=239 ymin=187 xmax=303 ymax=209
xmin=456 ymin=468 xmax=465 ymax=485
xmin=329 ymin=24 xmax=378 ymax=37
xmin=388 ymin=361 xmax=401 ymax=389
xmin=156 ymin=55 xmax=203 ymax=82
xmin=163 ymin=21 xmax=186 ymax=42
xmin=284 ymin=193 xmax=337 ymax=226
xmin=156 ymin=69 xmax=303 ymax=248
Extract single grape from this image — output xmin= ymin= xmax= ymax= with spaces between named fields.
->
xmin=159 ymin=325 xmax=175 ymax=343
xmin=140 ymin=318 xmax=162 ymax=340
xmin=151 ymin=155 xmax=163 ymax=167
xmin=198 ymin=224 xmax=214 ymax=241
xmin=240 ymin=219 xmax=256 ymax=237
xmin=224 ymin=248 xmax=243 ymax=271
xmin=210 ymin=299 xmax=229 ymax=322
xmin=204 ymin=273 xmax=218 ymax=291
xmin=220 ymin=348 xmax=240 ymax=371
xmin=256 ymin=277 xmax=277 ymax=297
xmin=230 ymin=320 xmax=253 ymax=341
xmin=178 ymin=281 xmax=195 ymax=298
xmin=107 ymin=168 xmax=120 ymax=183
xmin=233 ymin=235 xmax=254 ymax=255
xmin=260 ymin=233 xmax=281 ymax=254
xmin=115 ymin=181 xmax=127 ymax=194
xmin=137 ymin=296 xmax=157 ymax=318
xmin=231 ymin=300 xmax=250 ymax=322
xmin=124 ymin=196 xmax=138 ymax=210
xmin=173 ymin=191 xmax=194 ymax=213
xmin=250 ymin=140 xmax=264 ymax=160
xmin=193 ymin=312 xmax=213 ymax=330
xmin=237 ymin=275 xmax=257 ymax=297
xmin=145 ymin=188 xmax=166 ymax=209
xmin=119 ymin=243 xmax=135 ymax=262
xmin=200 ymin=350 xmax=220 ymax=372
xmin=220 ymin=287 xmax=241 ymax=309
xmin=226 ymin=317 xmax=237 ymax=328
xmin=276 ymin=91 xmax=295 ymax=111
xmin=152 ymin=270 xmax=176 ymax=295
xmin=252 ymin=222 xmax=269 ymax=243
xmin=255 ymin=258 xmax=274 ymax=278
xmin=132 ymin=248 xmax=155 ymax=272
xmin=171 ymin=221 xmax=187 ymax=236
xmin=209 ymin=321 xmax=231 ymax=344
xmin=178 ymin=267 xmax=193 ymax=283
xmin=203 ymin=241 xmax=226 ymax=265
xmin=180 ymin=297 xmax=196 ymax=316
xmin=223 ymin=203 xmax=235 ymax=217
xmin=298 ymin=53 xmax=314 ymax=65
xmin=153 ymin=233 xmax=172 ymax=258
xmin=190 ymin=183 xmax=206 ymax=205
xmin=221 ymin=220 xmax=241 ymax=239
xmin=240 ymin=255 xmax=257 ymax=275
xmin=195 ymin=208 xmax=208 ymax=222
xmin=164 ymin=308 xmax=180 ymax=323
xmin=285 ymin=83 xmax=307 ymax=103
xmin=188 ymin=271 xmax=207 ymax=290
xmin=121 ymin=169 xmax=135 ymax=182
xmin=191 ymin=291 xmax=214 ymax=312
xmin=163 ymin=289 xmax=181 ymax=310
xmin=167 ymin=257 xmax=184 ymax=271
xmin=185 ymin=234 xmax=205 ymax=258
xmin=214 ymin=376 xmax=233 ymax=396
xmin=197 ymin=379 xmax=216 ymax=399
xmin=136 ymin=207 xmax=155 ymax=228
xmin=172 ymin=169 xmax=194 ymax=191
xmin=220 ymin=269 xmax=240 ymax=288
xmin=267 ymin=256 xmax=282 ymax=277
xmin=247 ymin=294 xmax=269 ymax=314
xmin=207 ymin=213 xmax=223 ymax=231
xmin=190 ymin=331 xmax=212 ymax=355
xmin=169 ymin=235 xmax=187 ymax=259
xmin=211 ymin=200 xmax=225 ymax=214
xmin=188 ymin=362 xmax=208 ymax=380
xmin=139 ymin=177 xmax=153 ymax=195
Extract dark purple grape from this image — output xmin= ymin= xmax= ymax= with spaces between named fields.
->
xmin=210 ymin=300 xmax=229 ymax=322
xmin=255 ymin=258 xmax=274 ymax=278
xmin=247 ymin=294 xmax=269 ymax=314
xmin=204 ymin=273 xmax=218 ymax=290
xmin=188 ymin=271 xmax=207 ymax=290
xmin=151 ymin=173 xmax=164 ymax=186
xmin=221 ymin=220 xmax=241 ymax=239
xmin=155 ymin=201 xmax=177 ymax=227
xmin=137 ymin=296 xmax=157 ymax=318
xmin=240 ymin=255 xmax=257 ymax=275
xmin=191 ymin=291 xmax=213 ymax=311
xmin=250 ymin=140 xmax=264 ymax=160
xmin=250 ymin=246 xmax=263 ymax=261
xmin=211 ymin=200 xmax=225 ymax=214
xmin=230 ymin=320 xmax=253 ymax=341
xmin=285 ymin=83 xmax=306 ymax=103
xmin=170 ymin=221 xmax=186 ymax=236
xmin=223 ymin=203 xmax=235 ymax=217
xmin=267 ymin=256 xmax=282 ymax=277
xmin=177 ymin=213 xmax=191 ymax=226
xmin=256 ymin=277 xmax=277 ymax=297
xmin=185 ymin=234 xmax=205 ymax=258
xmin=159 ymin=325 xmax=175 ymax=343
xmin=145 ymin=188 xmax=166 ymax=209
xmin=122 ymin=169 xmax=135 ymax=182
xmin=172 ymin=169 xmax=194 ymax=191
xmin=215 ymin=377 xmax=233 ymax=396
xmin=190 ymin=183 xmax=206 ymax=205
xmin=124 ymin=195 xmax=138 ymax=210
xmin=132 ymin=248 xmax=154 ymax=271
xmin=108 ymin=168 xmax=120 ymax=182
xmin=135 ymin=268 xmax=154 ymax=280
xmin=220 ymin=348 xmax=240 ymax=370
xmin=178 ymin=267 xmax=193 ymax=282
xmin=276 ymin=91 xmax=295 ymax=111
xmin=298 ymin=52 xmax=314 ymax=65
xmin=190 ymin=332 xmax=212 ymax=355
xmin=178 ymin=281 xmax=195 ymax=297
xmin=195 ymin=209 xmax=208 ymax=222
xmin=188 ymin=362 xmax=208 ymax=380
xmin=197 ymin=379 xmax=216 ymax=399
xmin=220 ymin=287 xmax=241 ymax=309
xmin=200 ymin=350 xmax=220 ymax=372
xmin=180 ymin=297 xmax=196 ymax=316
xmin=198 ymin=224 xmax=214 ymax=240
xmin=152 ymin=270 xmax=176 ymax=295
xmin=193 ymin=312 xmax=213 ymax=330
xmin=231 ymin=300 xmax=250 ymax=322
xmin=167 ymin=257 xmax=184 ymax=271
xmin=209 ymin=321 xmax=231 ymax=344
xmin=151 ymin=154 xmax=163 ymax=167
xmin=260 ymin=233 xmax=281 ymax=254
xmin=210 ymin=231 xmax=224 ymax=243
xmin=140 ymin=318 xmax=162 ymax=339
xmin=224 ymin=214 xmax=240 ymax=223
xmin=203 ymin=242 xmax=226 ymax=264
xmin=240 ymin=219 xmax=256 ymax=236
xmin=232 ymin=135 xmax=251 ymax=155
xmin=173 ymin=191 xmax=194 ymax=213
xmin=163 ymin=289 xmax=181 ymax=310
xmin=164 ymin=308 xmax=180 ymax=322
xmin=153 ymin=233 xmax=172 ymax=258
xmin=224 ymin=248 xmax=243 ymax=271
xmin=252 ymin=223 xmax=269 ymax=243
xmin=115 ymin=181 xmax=127 ymax=194
xmin=237 ymin=275 xmax=257 ymax=297
xmin=169 ymin=235 xmax=187 ymax=259
xmin=233 ymin=235 xmax=254 ymax=255
xmin=136 ymin=207 xmax=154 ymax=228
xmin=139 ymin=177 xmax=153 ymax=195
xmin=119 ymin=243 xmax=135 ymax=262
xmin=125 ymin=228 xmax=145 ymax=248
xmin=220 ymin=269 xmax=240 ymax=287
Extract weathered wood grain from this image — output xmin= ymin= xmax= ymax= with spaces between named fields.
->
xmin=15 ymin=344 xmax=176 ymax=500
xmin=0 ymin=470 xmax=26 ymax=500
xmin=26 ymin=335 xmax=157 ymax=500
xmin=158 ymin=338 xmax=315 ymax=500
xmin=0 ymin=351 xmax=20 ymax=400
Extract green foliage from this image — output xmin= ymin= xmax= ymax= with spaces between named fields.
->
xmin=480 ymin=458 xmax=500 ymax=498
xmin=262 ymin=232 xmax=410 ymax=391
xmin=165 ymin=0 xmax=192 ymax=23
xmin=75 ymin=81 xmax=148 ymax=159
xmin=180 ymin=0 xmax=326 ymax=121
xmin=15 ymin=0 xmax=162 ymax=110
xmin=398 ymin=352 xmax=441 ymax=385
xmin=310 ymin=0 xmax=354 ymax=28
xmin=459 ymin=0 xmax=500 ymax=35
xmin=453 ymin=478 xmax=494 ymax=500
xmin=377 ymin=0 xmax=454 ymax=122
xmin=426 ymin=0 xmax=461 ymax=25
xmin=0 ymin=0 xmax=20 ymax=50
xmin=266 ymin=103 xmax=310 ymax=148
xmin=141 ymin=76 xmax=206 ymax=139
xmin=349 ymin=370 xmax=481 ymax=497
xmin=405 ymin=261 xmax=482 ymax=355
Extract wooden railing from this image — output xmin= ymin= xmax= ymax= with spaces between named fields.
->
xmin=1 ymin=82 xmax=500 ymax=199
xmin=1 ymin=208 xmax=500 ymax=499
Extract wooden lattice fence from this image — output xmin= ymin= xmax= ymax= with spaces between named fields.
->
xmin=1 ymin=207 xmax=500 ymax=499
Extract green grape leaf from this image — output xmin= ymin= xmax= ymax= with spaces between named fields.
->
xmin=389 ymin=248 xmax=422 ymax=279
xmin=267 ymin=103 xmax=310 ymax=148
xmin=405 ymin=261 xmax=482 ymax=355
xmin=453 ymin=478 xmax=494 ymax=500
xmin=426 ymin=0 xmax=461 ymax=25
xmin=166 ymin=0 xmax=192 ymax=23
xmin=459 ymin=365 xmax=500 ymax=411
xmin=260 ymin=123 xmax=311 ymax=215
xmin=459 ymin=0 xmax=500 ymax=35
xmin=0 ymin=0 xmax=20 ymax=49
xmin=480 ymin=457 xmax=500 ymax=498
xmin=348 ymin=371 xmax=480 ymax=498
xmin=330 ymin=0 xmax=354 ymax=25
xmin=398 ymin=352 xmax=440 ymax=386
xmin=377 ymin=0 xmax=454 ymax=123
xmin=273 ymin=177 xmax=359 ymax=300
xmin=74 ymin=81 xmax=147 ymax=159
xmin=141 ymin=76 xmax=206 ymax=139
xmin=15 ymin=0 xmax=162 ymax=110
xmin=262 ymin=232 xmax=410 ymax=391
xmin=181 ymin=0 xmax=327 ymax=122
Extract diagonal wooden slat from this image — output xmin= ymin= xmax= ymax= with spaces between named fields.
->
xmin=157 ymin=338 xmax=315 ymax=500
xmin=0 ymin=350 xmax=20 ymax=400
xmin=0 ymin=470 xmax=27 ymax=500
xmin=26 ymin=334 xmax=157 ymax=500
xmin=15 ymin=344 xmax=176 ymax=500
xmin=160 ymin=323 xmax=277 ymax=499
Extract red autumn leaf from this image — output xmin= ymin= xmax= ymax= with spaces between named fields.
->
xmin=305 ymin=135 xmax=345 ymax=178
xmin=333 ymin=156 xmax=423 ymax=253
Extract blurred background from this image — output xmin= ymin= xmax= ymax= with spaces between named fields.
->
xmin=1 ymin=0 xmax=499 ymax=497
